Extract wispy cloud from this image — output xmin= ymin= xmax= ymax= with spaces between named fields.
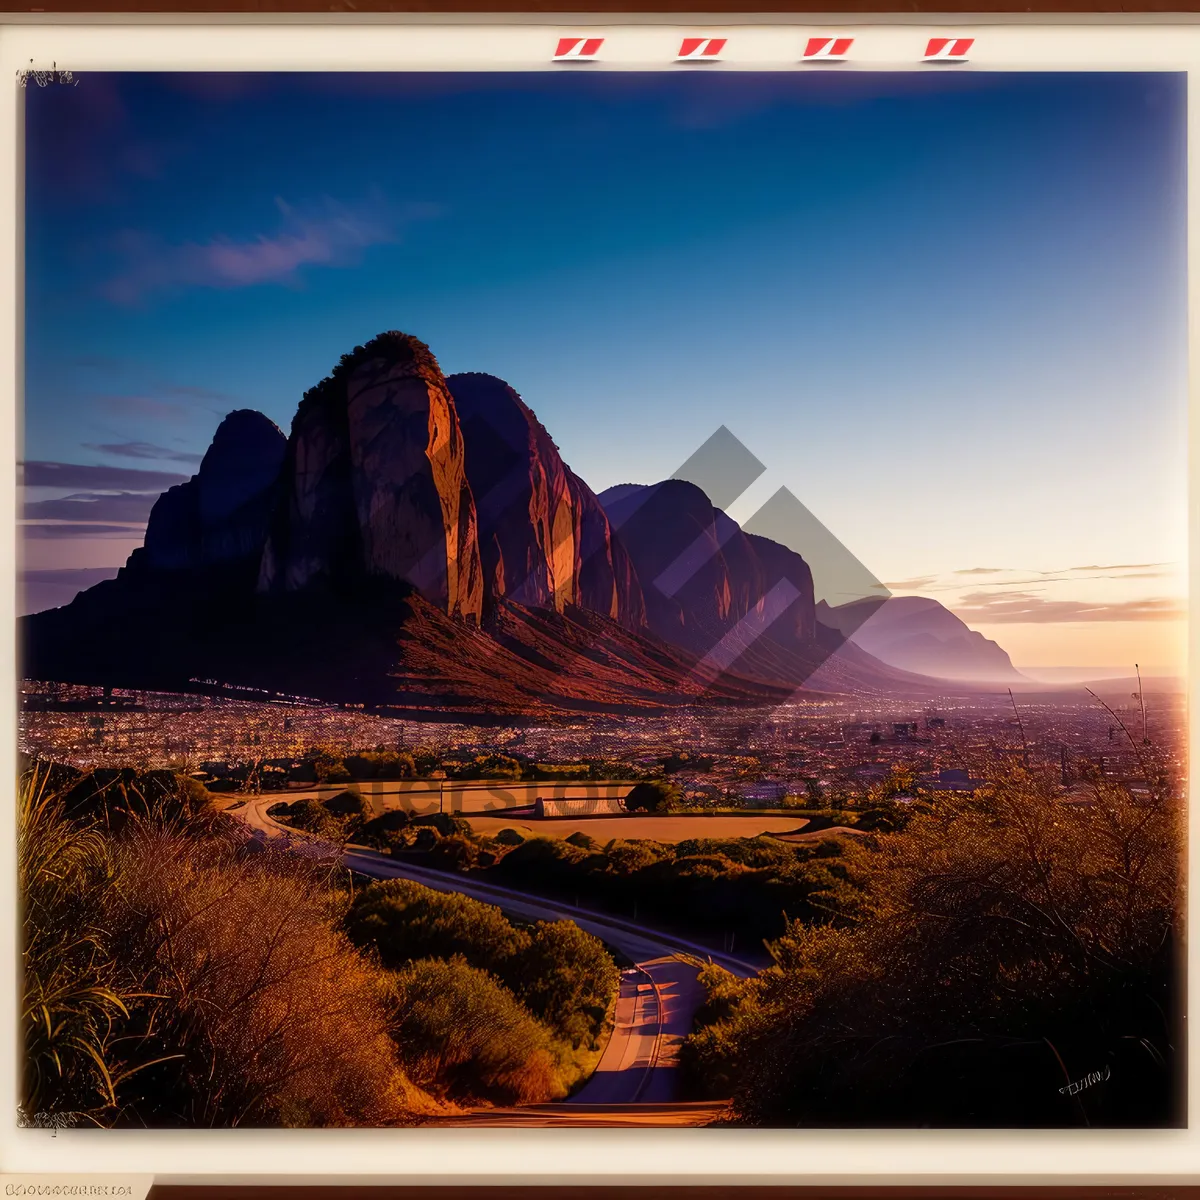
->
xmin=24 ymin=492 xmax=159 ymax=523
xmin=1064 ymin=561 xmax=1171 ymax=573
xmin=951 ymin=590 xmax=1186 ymax=624
xmin=83 ymin=441 xmax=203 ymax=465
xmin=103 ymin=193 xmax=430 ymax=304
xmin=20 ymin=461 xmax=189 ymax=491
xmin=881 ymin=575 xmax=938 ymax=592
xmin=955 ymin=567 xmax=1007 ymax=576
xmin=20 ymin=523 xmax=145 ymax=539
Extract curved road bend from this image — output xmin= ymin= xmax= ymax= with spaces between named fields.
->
xmin=233 ymin=793 xmax=757 ymax=1120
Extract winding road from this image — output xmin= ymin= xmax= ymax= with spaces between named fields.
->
xmin=232 ymin=792 xmax=758 ymax=1124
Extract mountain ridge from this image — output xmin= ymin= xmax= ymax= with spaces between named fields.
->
xmin=22 ymin=330 xmax=1002 ymax=715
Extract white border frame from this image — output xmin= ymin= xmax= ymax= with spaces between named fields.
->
xmin=0 ymin=14 xmax=1195 ymax=1185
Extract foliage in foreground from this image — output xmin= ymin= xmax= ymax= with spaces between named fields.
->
xmin=346 ymin=878 xmax=619 ymax=1057
xmin=20 ymin=764 xmax=435 ymax=1127
xmin=388 ymin=958 xmax=573 ymax=1105
xmin=680 ymin=767 xmax=1182 ymax=1127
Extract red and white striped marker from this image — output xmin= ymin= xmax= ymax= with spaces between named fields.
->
xmin=803 ymin=36 xmax=853 ymax=61
xmin=677 ymin=37 xmax=726 ymax=61
xmin=923 ymin=37 xmax=974 ymax=61
xmin=554 ymin=37 xmax=604 ymax=60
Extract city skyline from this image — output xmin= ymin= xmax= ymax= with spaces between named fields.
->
xmin=21 ymin=70 xmax=1188 ymax=670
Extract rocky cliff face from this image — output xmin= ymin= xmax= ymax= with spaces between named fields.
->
xmin=448 ymin=372 xmax=645 ymax=629
xmin=258 ymin=333 xmax=485 ymax=623
xmin=598 ymin=479 xmax=817 ymax=662
xmin=140 ymin=409 xmax=286 ymax=573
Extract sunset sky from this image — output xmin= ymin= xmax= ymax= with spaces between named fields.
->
xmin=22 ymin=71 xmax=1188 ymax=672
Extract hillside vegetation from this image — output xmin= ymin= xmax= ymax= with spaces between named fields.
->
xmin=19 ymin=762 xmax=618 ymax=1125
xmin=680 ymin=765 xmax=1182 ymax=1126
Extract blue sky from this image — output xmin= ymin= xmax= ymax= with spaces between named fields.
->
xmin=22 ymin=71 xmax=1188 ymax=668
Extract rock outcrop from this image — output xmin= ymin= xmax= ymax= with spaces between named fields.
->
xmin=23 ymin=328 xmax=974 ymax=713
xmin=448 ymin=372 xmax=645 ymax=629
xmin=258 ymin=333 xmax=485 ymax=623
xmin=138 ymin=409 xmax=286 ymax=573
xmin=598 ymin=480 xmax=817 ymax=662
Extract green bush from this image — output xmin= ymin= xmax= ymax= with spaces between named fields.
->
xmin=513 ymin=920 xmax=619 ymax=1049
xmin=386 ymin=957 xmax=568 ymax=1105
xmin=345 ymin=879 xmax=618 ymax=1051
xmin=345 ymin=752 xmax=416 ymax=781
xmin=624 ymin=780 xmax=682 ymax=813
xmin=324 ymin=789 xmax=367 ymax=819
xmin=358 ymin=809 xmax=411 ymax=851
xmin=410 ymin=812 xmax=472 ymax=838
xmin=346 ymin=879 xmax=529 ymax=977
xmin=491 ymin=827 xmax=527 ymax=847
xmin=688 ymin=768 xmax=1182 ymax=1127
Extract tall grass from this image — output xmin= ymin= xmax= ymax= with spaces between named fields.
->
xmin=19 ymin=765 xmax=145 ymax=1121
xmin=19 ymin=762 xmax=441 ymax=1127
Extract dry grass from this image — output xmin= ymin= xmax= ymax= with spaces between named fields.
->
xmin=465 ymin=814 xmax=809 ymax=843
xmin=110 ymin=825 xmax=441 ymax=1126
xmin=20 ymin=763 xmax=444 ymax=1127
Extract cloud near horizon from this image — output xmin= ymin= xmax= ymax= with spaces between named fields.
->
xmin=20 ymin=522 xmax=145 ymax=539
xmin=20 ymin=461 xmax=189 ymax=491
xmin=102 ymin=193 xmax=431 ymax=304
xmin=83 ymin=440 xmax=203 ymax=465
xmin=951 ymin=590 xmax=1185 ymax=624
xmin=881 ymin=575 xmax=939 ymax=592
xmin=24 ymin=491 xmax=159 ymax=524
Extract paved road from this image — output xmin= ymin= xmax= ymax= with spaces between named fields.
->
xmin=233 ymin=793 xmax=756 ymax=1119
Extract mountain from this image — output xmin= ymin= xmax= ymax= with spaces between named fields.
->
xmin=447 ymin=372 xmax=644 ymax=630
xmin=22 ymin=329 xmax=960 ymax=717
xmin=598 ymin=479 xmax=814 ymax=656
xmin=258 ymin=334 xmax=484 ymax=622
xmin=138 ymin=409 xmax=286 ymax=576
xmin=816 ymin=595 xmax=1024 ymax=682
xmin=596 ymin=482 xmax=943 ymax=696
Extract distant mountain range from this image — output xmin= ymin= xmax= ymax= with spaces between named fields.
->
xmin=22 ymin=331 xmax=1012 ymax=719
xmin=816 ymin=595 xmax=1025 ymax=683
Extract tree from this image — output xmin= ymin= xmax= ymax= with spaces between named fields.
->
xmin=345 ymin=878 xmax=529 ymax=978
xmin=623 ymin=779 xmax=683 ymax=814
xmin=685 ymin=764 xmax=1181 ymax=1127
xmin=507 ymin=921 xmax=619 ymax=1049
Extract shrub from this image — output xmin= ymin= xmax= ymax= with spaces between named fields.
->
xmin=491 ymin=827 xmax=527 ymax=847
xmin=695 ymin=767 xmax=1182 ymax=1127
xmin=346 ymin=879 xmax=530 ymax=977
xmin=323 ymin=789 xmax=367 ymax=818
xmin=512 ymin=920 xmax=619 ymax=1049
xmin=410 ymin=812 xmax=472 ymax=838
xmin=19 ymin=766 xmax=133 ymax=1122
xmin=386 ymin=957 xmax=567 ymax=1105
xmin=624 ymin=780 xmax=682 ymax=813
xmin=345 ymin=752 xmax=416 ymax=781
xmin=21 ymin=764 xmax=436 ymax=1128
xmin=359 ymin=809 xmax=411 ymax=851
xmin=109 ymin=825 xmax=432 ymax=1127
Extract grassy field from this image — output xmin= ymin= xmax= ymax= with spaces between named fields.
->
xmin=464 ymin=813 xmax=811 ymax=843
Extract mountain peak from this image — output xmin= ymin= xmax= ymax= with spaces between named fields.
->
xmin=447 ymin=371 xmax=644 ymax=627
xmin=140 ymin=407 xmax=285 ymax=573
xmin=260 ymin=330 xmax=485 ymax=622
